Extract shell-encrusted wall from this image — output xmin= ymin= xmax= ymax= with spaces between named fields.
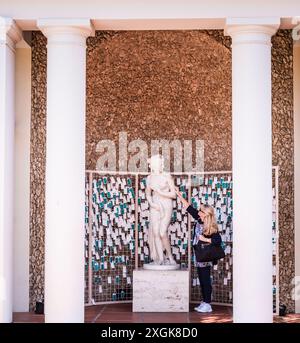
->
xmin=86 ymin=30 xmax=232 ymax=172
xmin=29 ymin=32 xmax=47 ymax=310
xmin=271 ymin=30 xmax=294 ymax=313
xmin=29 ymin=30 xmax=294 ymax=312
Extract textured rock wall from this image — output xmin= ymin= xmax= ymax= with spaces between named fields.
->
xmin=29 ymin=32 xmax=47 ymax=309
xmin=86 ymin=30 xmax=232 ymax=171
xmin=29 ymin=30 xmax=294 ymax=312
xmin=271 ymin=31 xmax=294 ymax=312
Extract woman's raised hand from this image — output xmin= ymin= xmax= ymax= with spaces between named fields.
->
xmin=175 ymin=187 xmax=184 ymax=200
xmin=175 ymin=186 xmax=190 ymax=208
xmin=174 ymin=186 xmax=180 ymax=196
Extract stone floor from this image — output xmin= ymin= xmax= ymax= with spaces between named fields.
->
xmin=12 ymin=303 xmax=300 ymax=323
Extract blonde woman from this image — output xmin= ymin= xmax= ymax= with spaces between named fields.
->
xmin=175 ymin=187 xmax=222 ymax=313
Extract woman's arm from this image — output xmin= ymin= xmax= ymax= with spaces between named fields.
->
xmin=175 ymin=187 xmax=203 ymax=222
xmin=174 ymin=187 xmax=190 ymax=208
xmin=211 ymin=233 xmax=222 ymax=246
xmin=199 ymin=235 xmax=211 ymax=243
xmin=199 ymin=233 xmax=221 ymax=245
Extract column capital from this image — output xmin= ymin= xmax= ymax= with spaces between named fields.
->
xmin=224 ymin=17 xmax=280 ymax=46
xmin=37 ymin=18 xmax=95 ymax=44
xmin=0 ymin=17 xmax=22 ymax=51
xmin=292 ymin=17 xmax=300 ymax=45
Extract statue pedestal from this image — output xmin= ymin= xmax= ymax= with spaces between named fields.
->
xmin=132 ymin=269 xmax=189 ymax=312
xmin=143 ymin=263 xmax=180 ymax=270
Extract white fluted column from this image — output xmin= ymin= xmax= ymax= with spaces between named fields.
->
xmin=13 ymin=40 xmax=32 ymax=312
xmin=225 ymin=18 xmax=279 ymax=323
xmin=37 ymin=19 xmax=94 ymax=323
xmin=0 ymin=17 xmax=22 ymax=323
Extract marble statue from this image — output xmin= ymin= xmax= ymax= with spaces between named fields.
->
xmin=144 ymin=154 xmax=179 ymax=270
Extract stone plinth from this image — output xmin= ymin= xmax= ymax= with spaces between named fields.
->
xmin=133 ymin=269 xmax=189 ymax=312
xmin=143 ymin=263 xmax=180 ymax=270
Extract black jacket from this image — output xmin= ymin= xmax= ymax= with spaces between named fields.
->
xmin=186 ymin=205 xmax=221 ymax=246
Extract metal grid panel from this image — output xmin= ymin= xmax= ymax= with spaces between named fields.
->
xmin=273 ymin=167 xmax=279 ymax=314
xmin=190 ymin=173 xmax=233 ymax=304
xmin=84 ymin=169 xmax=279 ymax=312
xmin=86 ymin=173 xmax=136 ymax=304
xmin=84 ymin=175 xmax=90 ymax=304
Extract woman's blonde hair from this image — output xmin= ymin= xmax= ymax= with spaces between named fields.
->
xmin=201 ymin=205 xmax=218 ymax=236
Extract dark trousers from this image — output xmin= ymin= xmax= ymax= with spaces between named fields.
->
xmin=197 ymin=266 xmax=212 ymax=304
